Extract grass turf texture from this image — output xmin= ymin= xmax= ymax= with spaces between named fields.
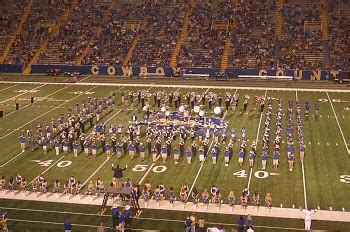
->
xmin=0 ymin=82 xmax=349 ymax=230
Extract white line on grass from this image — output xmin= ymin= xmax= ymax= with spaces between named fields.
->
xmin=0 ymin=86 xmax=126 ymax=168
xmin=0 ymin=83 xmax=47 ymax=104
xmin=3 ymin=85 xmax=72 ymax=118
xmin=247 ymin=89 xmax=267 ymax=190
xmin=2 ymin=207 xmax=306 ymax=230
xmin=81 ymin=156 xmax=112 ymax=187
xmin=0 ymin=86 xmax=97 ymax=141
xmin=80 ymin=86 xmax=153 ymax=187
xmin=326 ymin=92 xmax=350 ymax=155
xmin=1 ymin=80 xmax=350 ymax=93
xmin=296 ymin=90 xmax=308 ymax=209
xmin=0 ymin=83 xmax=20 ymax=92
xmin=6 ymin=217 xmax=305 ymax=231
xmin=137 ymin=87 xmax=181 ymax=185
xmin=186 ymin=89 xmax=237 ymax=199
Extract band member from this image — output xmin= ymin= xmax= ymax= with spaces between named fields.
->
xmin=186 ymin=147 xmax=192 ymax=165
xmin=191 ymin=188 xmax=199 ymax=209
xmin=15 ymin=97 xmax=19 ymax=110
xmin=19 ymin=135 xmax=26 ymax=152
xmin=265 ymin=193 xmax=272 ymax=212
xmin=173 ymin=147 xmax=179 ymax=164
xmin=252 ymin=191 xmax=260 ymax=211
xmin=140 ymin=143 xmax=146 ymax=161
xmin=228 ymin=191 xmax=235 ymax=212
xmin=202 ymin=189 xmax=210 ymax=208
xmin=273 ymin=151 xmax=279 ymax=169
xmin=169 ymin=187 xmax=176 ymax=207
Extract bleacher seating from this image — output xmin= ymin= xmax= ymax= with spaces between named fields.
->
xmin=4 ymin=0 xmax=69 ymax=66
xmin=0 ymin=0 xmax=349 ymax=71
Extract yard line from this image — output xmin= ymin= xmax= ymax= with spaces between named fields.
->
xmin=296 ymin=90 xmax=308 ymax=209
xmin=80 ymin=86 xmax=153 ymax=186
xmin=247 ymin=89 xmax=267 ymax=190
xmin=6 ymin=217 xmax=305 ymax=231
xmin=2 ymin=80 xmax=350 ymax=93
xmin=27 ymin=156 xmax=66 ymax=186
xmin=0 ymin=86 xmax=126 ymax=168
xmin=81 ymin=156 xmax=112 ymax=187
xmin=136 ymin=87 xmax=183 ymax=185
xmin=0 ymin=83 xmax=47 ymax=104
xmin=186 ymin=89 xmax=237 ymax=199
xmin=0 ymin=86 xmax=97 ymax=141
xmin=3 ymin=85 xmax=72 ymax=118
xmin=326 ymin=91 xmax=350 ymax=155
xmin=0 ymin=83 xmax=20 ymax=92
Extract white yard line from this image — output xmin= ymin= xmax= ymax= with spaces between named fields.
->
xmin=0 ymin=150 xmax=27 ymax=168
xmin=138 ymin=87 xmax=181 ymax=185
xmin=3 ymin=85 xmax=72 ymax=118
xmin=81 ymin=157 xmax=112 ymax=187
xmin=296 ymin=90 xmax=308 ymax=209
xmin=80 ymin=86 xmax=153 ymax=186
xmin=5 ymin=217 xmax=305 ymax=231
xmin=27 ymin=156 xmax=67 ymax=186
xmin=0 ymin=86 xmax=126 ymax=168
xmin=1 ymin=80 xmax=350 ymax=93
xmin=0 ymin=83 xmax=20 ymax=92
xmin=0 ymin=86 xmax=97 ymax=141
xmin=0 ymin=83 xmax=47 ymax=104
xmin=247 ymin=89 xmax=267 ymax=190
xmin=186 ymin=89 xmax=237 ymax=198
xmin=326 ymin=92 xmax=350 ymax=155
xmin=1 ymin=196 xmax=350 ymax=224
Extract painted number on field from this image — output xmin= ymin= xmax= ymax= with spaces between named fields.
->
xmin=32 ymin=160 xmax=72 ymax=168
xmin=233 ymin=170 xmax=247 ymax=178
xmin=15 ymin=90 xmax=39 ymax=93
xmin=254 ymin=171 xmax=269 ymax=179
xmin=319 ymin=98 xmax=347 ymax=103
xmin=340 ymin=175 xmax=350 ymax=184
xmin=71 ymin=91 xmax=95 ymax=95
xmin=233 ymin=170 xmax=278 ymax=179
xmin=132 ymin=164 xmax=167 ymax=173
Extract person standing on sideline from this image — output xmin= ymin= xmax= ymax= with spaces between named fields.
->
xmin=96 ymin=222 xmax=104 ymax=232
xmin=246 ymin=214 xmax=253 ymax=230
xmin=64 ymin=219 xmax=72 ymax=232
xmin=111 ymin=204 xmax=119 ymax=229
xmin=300 ymin=208 xmax=316 ymax=230
xmin=112 ymin=164 xmax=127 ymax=187
xmin=15 ymin=97 xmax=19 ymax=110
xmin=1 ymin=208 xmax=8 ymax=232
xmin=237 ymin=216 xmax=244 ymax=232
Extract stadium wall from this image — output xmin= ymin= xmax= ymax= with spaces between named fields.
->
xmin=0 ymin=64 xmax=349 ymax=80
xmin=0 ymin=64 xmax=23 ymax=73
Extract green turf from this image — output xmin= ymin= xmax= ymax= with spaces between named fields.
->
xmin=0 ymin=82 xmax=349 ymax=230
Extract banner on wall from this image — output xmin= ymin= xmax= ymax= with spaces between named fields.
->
xmin=3 ymin=64 xmax=349 ymax=81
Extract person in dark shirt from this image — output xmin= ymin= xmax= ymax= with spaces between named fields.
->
xmin=112 ymin=164 xmax=127 ymax=188
xmin=64 ymin=219 xmax=72 ymax=232
xmin=111 ymin=204 xmax=119 ymax=229
xmin=237 ymin=216 xmax=244 ymax=232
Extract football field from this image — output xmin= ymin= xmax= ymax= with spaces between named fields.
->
xmin=0 ymin=80 xmax=349 ymax=230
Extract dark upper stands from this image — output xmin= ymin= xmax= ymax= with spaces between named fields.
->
xmin=0 ymin=0 xmax=349 ymax=71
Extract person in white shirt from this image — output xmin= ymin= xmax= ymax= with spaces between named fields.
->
xmin=300 ymin=208 xmax=316 ymax=230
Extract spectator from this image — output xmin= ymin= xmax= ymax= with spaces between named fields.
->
xmin=64 ymin=219 xmax=72 ymax=232
xmin=237 ymin=215 xmax=244 ymax=232
xmin=96 ymin=222 xmax=104 ymax=232
xmin=198 ymin=217 xmax=206 ymax=232
xmin=111 ymin=204 xmax=119 ymax=229
xmin=1 ymin=208 xmax=8 ymax=232
xmin=185 ymin=215 xmax=192 ymax=232
xmin=246 ymin=214 xmax=254 ymax=229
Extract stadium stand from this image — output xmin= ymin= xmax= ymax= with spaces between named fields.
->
xmin=0 ymin=0 xmax=349 ymax=72
xmin=4 ymin=0 xmax=69 ymax=66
